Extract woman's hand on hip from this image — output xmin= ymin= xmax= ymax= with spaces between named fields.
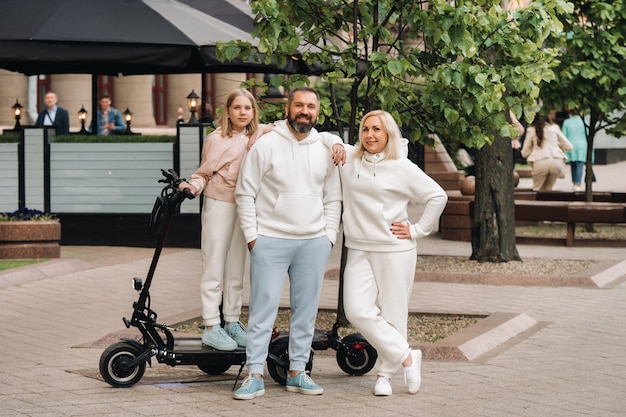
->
xmin=390 ymin=222 xmax=411 ymax=239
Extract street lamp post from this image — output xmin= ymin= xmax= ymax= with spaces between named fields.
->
xmin=123 ymin=107 xmax=137 ymax=135
xmin=11 ymin=99 xmax=23 ymax=132
xmin=78 ymin=105 xmax=88 ymax=134
xmin=186 ymin=90 xmax=200 ymax=124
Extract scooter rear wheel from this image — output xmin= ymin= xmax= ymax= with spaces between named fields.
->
xmin=336 ymin=333 xmax=377 ymax=376
xmin=99 ymin=341 xmax=146 ymax=388
xmin=267 ymin=336 xmax=313 ymax=385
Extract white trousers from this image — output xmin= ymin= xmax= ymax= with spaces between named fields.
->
xmin=200 ymin=197 xmax=247 ymax=326
xmin=343 ymin=248 xmax=416 ymax=378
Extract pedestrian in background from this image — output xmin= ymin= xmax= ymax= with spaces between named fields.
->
xmin=35 ymin=91 xmax=70 ymax=135
xmin=562 ymin=107 xmax=591 ymax=191
xmin=521 ymin=115 xmax=573 ymax=191
xmin=89 ymin=95 xmax=124 ymax=135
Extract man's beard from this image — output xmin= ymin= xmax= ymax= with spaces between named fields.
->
xmin=288 ymin=113 xmax=316 ymax=134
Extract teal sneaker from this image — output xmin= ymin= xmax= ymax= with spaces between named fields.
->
xmin=225 ymin=322 xmax=247 ymax=347
xmin=201 ymin=326 xmax=237 ymax=351
xmin=285 ymin=371 xmax=323 ymax=395
xmin=233 ymin=375 xmax=265 ymax=400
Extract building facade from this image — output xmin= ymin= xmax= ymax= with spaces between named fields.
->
xmin=0 ymin=70 xmax=259 ymax=132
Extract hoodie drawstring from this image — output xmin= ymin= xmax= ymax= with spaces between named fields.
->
xmin=358 ymin=152 xmax=383 ymax=178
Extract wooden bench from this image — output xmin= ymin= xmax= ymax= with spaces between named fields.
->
xmin=535 ymin=191 xmax=626 ymax=203
xmin=514 ymin=200 xmax=626 ymax=246
xmin=441 ymin=196 xmax=626 ymax=246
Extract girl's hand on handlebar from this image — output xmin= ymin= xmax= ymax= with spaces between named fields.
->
xmin=178 ymin=181 xmax=195 ymax=193
xmin=178 ymin=182 xmax=197 ymax=199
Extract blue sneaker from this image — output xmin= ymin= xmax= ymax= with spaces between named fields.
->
xmin=201 ymin=326 xmax=237 ymax=351
xmin=225 ymin=322 xmax=247 ymax=347
xmin=285 ymin=371 xmax=323 ymax=395
xmin=233 ymin=375 xmax=265 ymax=400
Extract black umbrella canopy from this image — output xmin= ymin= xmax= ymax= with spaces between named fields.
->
xmin=0 ymin=0 xmax=317 ymax=76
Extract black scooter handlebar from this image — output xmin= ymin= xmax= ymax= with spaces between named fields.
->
xmin=158 ymin=168 xmax=195 ymax=201
xmin=181 ymin=188 xmax=195 ymax=200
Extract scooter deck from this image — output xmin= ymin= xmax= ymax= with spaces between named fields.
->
xmin=168 ymin=338 xmax=246 ymax=365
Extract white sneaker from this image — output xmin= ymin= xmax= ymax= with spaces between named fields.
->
xmin=374 ymin=376 xmax=392 ymax=396
xmin=404 ymin=349 xmax=422 ymax=394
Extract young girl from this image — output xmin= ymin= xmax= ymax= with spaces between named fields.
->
xmin=179 ymin=88 xmax=271 ymax=350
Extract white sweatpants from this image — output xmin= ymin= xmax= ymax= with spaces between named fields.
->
xmin=343 ymin=248 xmax=416 ymax=378
xmin=200 ymin=196 xmax=247 ymax=326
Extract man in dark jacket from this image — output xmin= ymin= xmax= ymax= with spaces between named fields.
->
xmin=35 ymin=91 xmax=70 ymax=135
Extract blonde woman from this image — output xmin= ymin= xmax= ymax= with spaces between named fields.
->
xmin=322 ymin=110 xmax=447 ymax=396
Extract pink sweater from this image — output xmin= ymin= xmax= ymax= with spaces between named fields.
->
xmin=187 ymin=128 xmax=249 ymax=203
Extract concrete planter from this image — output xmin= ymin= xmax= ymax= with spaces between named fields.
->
xmin=0 ymin=220 xmax=61 ymax=259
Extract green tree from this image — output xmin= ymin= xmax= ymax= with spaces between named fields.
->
xmin=219 ymin=0 xmax=570 ymax=262
xmin=540 ymin=0 xmax=626 ymax=202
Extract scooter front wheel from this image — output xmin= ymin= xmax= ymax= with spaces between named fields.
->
xmin=336 ymin=333 xmax=377 ymax=376
xmin=99 ymin=341 xmax=146 ymax=388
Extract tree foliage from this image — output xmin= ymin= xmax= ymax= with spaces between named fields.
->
xmin=218 ymin=0 xmax=570 ymax=261
xmin=221 ymin=0 xmax=569 ymax=146
xmin=540 ymin=0 xmax=626 ymax=200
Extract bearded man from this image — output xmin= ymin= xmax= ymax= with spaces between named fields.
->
xmin=233 ymin=87 xmax=342 ymax=399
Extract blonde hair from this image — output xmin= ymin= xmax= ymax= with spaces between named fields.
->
xmin=217 ymin=88 xmax=259 ymax=137
xmin=354 ymin=110 xmax=403 ymax=160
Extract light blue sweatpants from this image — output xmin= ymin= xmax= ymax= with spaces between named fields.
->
xmin=245 ymin=235 xmax=332 ymax=376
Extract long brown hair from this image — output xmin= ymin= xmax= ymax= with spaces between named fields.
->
xmin=533 ymin=116 xmax=547 ymax=147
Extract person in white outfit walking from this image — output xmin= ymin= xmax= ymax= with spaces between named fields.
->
xmin=322 ymin=110 xmax=447 ymax=396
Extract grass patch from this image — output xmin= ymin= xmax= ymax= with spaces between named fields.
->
xmin=0 ymin=259 xmax=48 ymax=271
xmin=174 ymin=307 xmax=482 ymax=344
xmin=517 ymin=223 xmax=626 ymax=240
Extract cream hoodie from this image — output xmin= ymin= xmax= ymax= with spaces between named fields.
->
xmin=319 ymin=133 xmax=447 ymax=252
xmin=234 ymin=120 xmax=342 ymax=244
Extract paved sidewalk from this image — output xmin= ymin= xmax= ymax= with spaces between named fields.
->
xmin=1 ymin=233 xmax=625 ymax=416
xmin=1 ymin=161 xmax=625 ymax=417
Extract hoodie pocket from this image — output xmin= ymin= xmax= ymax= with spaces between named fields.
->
xmin=343 ymin=198 xmax=393 ymax=242
xmin=272 ymin=193 xmax=324 ymax=233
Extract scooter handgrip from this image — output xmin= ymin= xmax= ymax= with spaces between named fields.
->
xmin=183 ymin=189 xmax=196 ymax=200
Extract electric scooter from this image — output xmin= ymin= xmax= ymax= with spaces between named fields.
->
xmin=99 ymin=169 xmax=300 ymax=388
xmin=99 ymin=169 xmax=377 ymax=388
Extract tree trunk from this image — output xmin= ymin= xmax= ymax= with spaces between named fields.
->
xmin=470 ymin=136 xmax=521 ymax=262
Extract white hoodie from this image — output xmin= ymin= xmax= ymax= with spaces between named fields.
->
xmin=319 ymin=133 xmax=448 ymax=252
xmin=235 ymin=120 xmax=342 ymax=245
